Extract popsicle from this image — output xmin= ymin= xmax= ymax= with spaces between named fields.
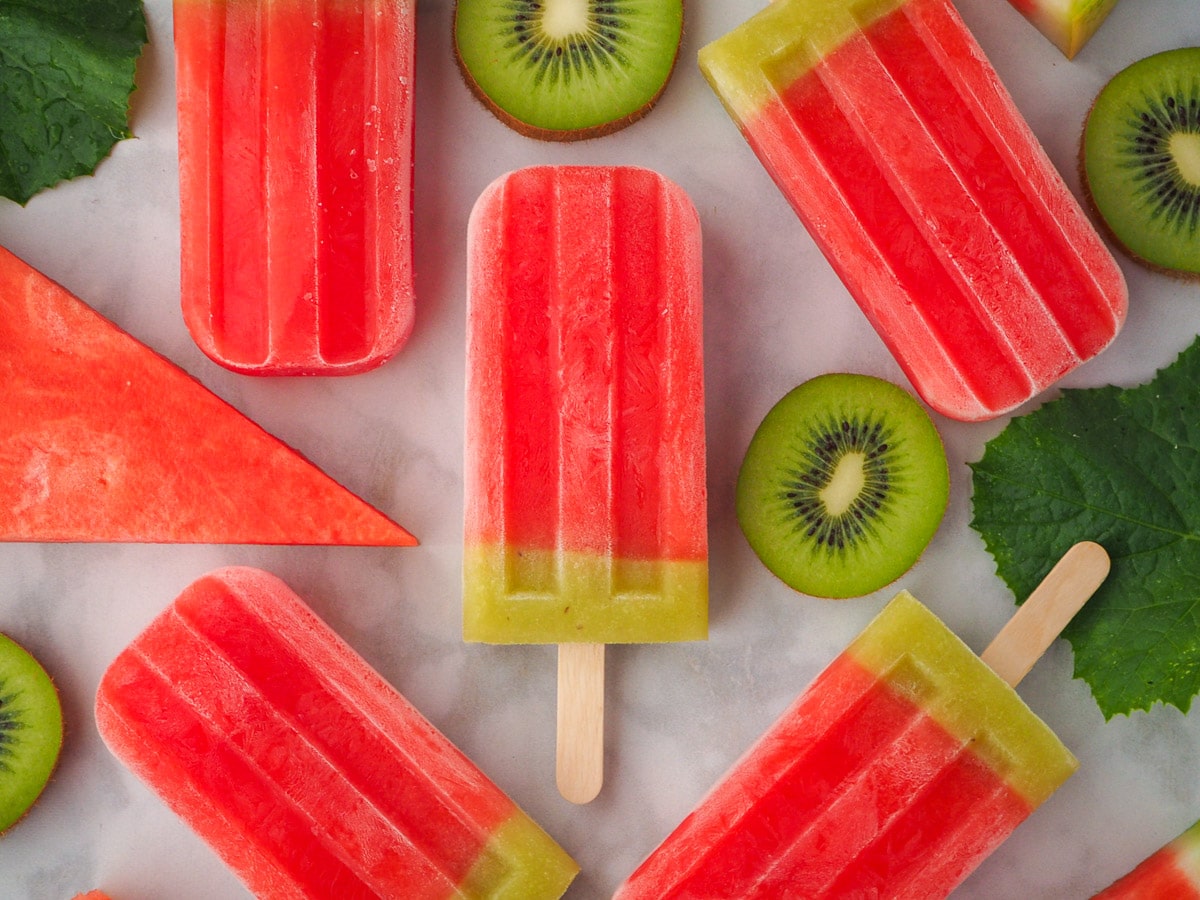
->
xmin=175 ymin=0 xmax=415 ymax=375
xmin=615 ymin=541 xmax=1110 ymax=899
xmin=698 ymin=0 xmax=1127 ymax=422
xmin=95 ymin=567 xmax=578 ymax=899
xmin=1094 ymin=819 xmax=1200 ymax=898
xmin=0 ymin=244 xmax=414 ymax=545
xmin=463 ymin=165 xmax=707 ymax=802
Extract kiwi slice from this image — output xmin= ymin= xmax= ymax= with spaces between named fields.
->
xmin=736 ymin=374 xmax=949 ymax=600
xmin=453 ymin=0 xmax=683 ymax=141
xmin=1082 ymin=47 xmax=1200 ymax=277
xmin=0 ymin=632 xmax=63 ymax=833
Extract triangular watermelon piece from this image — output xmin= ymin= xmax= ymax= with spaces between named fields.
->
xmin=0 ymin=245 xmax=416 ymax=545
xmin=1005 ymin=0 xmax=1120 ymax=58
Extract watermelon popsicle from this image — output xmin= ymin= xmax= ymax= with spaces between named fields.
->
xmin=463 ymin=165 xmax=707 ymax=803
xmin=615 ymin=541 xmax=1110 ymax=899
xmin=95 ymin=568 xmax=578 ymax=899
xmin=699 ymin=0 xmax=1127 ymax=422
xmin=175 ymin=0 xmax=416 ymax=375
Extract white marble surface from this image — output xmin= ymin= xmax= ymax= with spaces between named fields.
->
xmin=1 ymin=1 xmax=1199 ymax=897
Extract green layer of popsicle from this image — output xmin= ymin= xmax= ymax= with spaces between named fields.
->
xmin=461 ymin=810 xmax=580 ymax=899
xmin=849 ymin=591 xmax=1078 ymax=807
xmin=464 ymin=546 xmax=707 ymax=644
xmin=698 ymin=0 xmax=909 ymax=124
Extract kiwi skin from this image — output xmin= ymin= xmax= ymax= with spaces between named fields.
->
xmin=736 ymin=374 xmax=949 ymax=600
xmin=1080 ymin=48 xmax=1200 ymax=279
xmin=0 ymin=632 xmax=64 ymax=834
xmin=452 ymin=0 xmax=684 ymax=142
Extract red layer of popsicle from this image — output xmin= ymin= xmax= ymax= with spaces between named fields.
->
xmin=466 ymin=165 xmax=704 ymax=559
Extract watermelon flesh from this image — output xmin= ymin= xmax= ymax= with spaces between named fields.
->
xmin=1095 ymin=819 xmax=1200 ymax=898
xmin=0 ymin=244 xmax=414 ymax=545
xmin=175 ymin=0 xmax=416 ymax=375
xmin=614 ymin=592 xmax=1078 ymax=899
xmin=462 ymin=166 xmax=707 ymax=644
xmin=95 ymin=568 xmax=579 ymax=898
xmin=698 ymin=0 xmax=1126 ymax=422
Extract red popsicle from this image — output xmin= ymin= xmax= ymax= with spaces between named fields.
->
xmin=699 ymin=0 xmax=1127 ymax=421
xmin=615 ymin=543 xmax=1109 ymax=898
xmin=176 ymin=0 xmax=416 ymax=374
xmin=95 ymin=568 xmax=578 ymax=898
xmin=462 ymin=165 xmax=707 ymax=803
xmin=463 ymin=165 xmax=707 ymax=645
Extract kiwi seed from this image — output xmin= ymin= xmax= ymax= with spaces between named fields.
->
xmin=736 ymin=374 xmax=949 ymax=600
xmin=1082 ymin=47 xmax=1200 ymax=277
xmin=0 ymin=632 xmax=63 ymax=833
xmin=453 ymin=0 xmax=684 ymax=141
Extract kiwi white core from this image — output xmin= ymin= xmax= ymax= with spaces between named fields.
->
xmin=1172 ymin=132 xmax=1200 ymax=186
xmin=820 ymin=452 xmax=867 ymax=516
xmin=542 ymin=0 xmax=590 ymax=39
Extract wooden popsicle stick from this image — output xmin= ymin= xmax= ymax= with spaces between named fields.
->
xmin=980 ymin=541 xmax=1110 ymax=688
xmin=557 ymin=642 xmax=605 ymax=804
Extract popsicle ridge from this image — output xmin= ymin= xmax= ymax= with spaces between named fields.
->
xmin=463 ymin=166 xmax=707 ymax=644
xmin=96 ymin=568 xmax=578 ymax=899
xmin=819 ymin=745 xmax=1033 ymax=894
xmin=774 ymin=676 xmax=1034 ymax=895
xmin=897 ymin=0 xmax=1125 ymax=346
xmin=177 ymin=0 xmax=415 ymax=374
xmin=103 ymin=642 xmax=396 ymax=897
xmin=631 ymin=650 xmax=1042 ymax=897
xmin=830 ymin=6 xmax=1092 ymax=354
xmin=801 ymin=0 xmax=1118 ymax=411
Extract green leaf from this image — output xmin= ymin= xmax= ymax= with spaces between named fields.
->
xmin=0 ymin=0 xmax=147 ymax=204
xmin=971 ymin=336 xmax=1200 ymax=719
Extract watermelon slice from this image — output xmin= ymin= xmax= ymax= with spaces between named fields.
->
xmin=0 ymin=245 xmax=415 ymax=545
xmin=1005 ymin=0 xmax=1121 ymax=59
xmin=1095 ymin=819 xmax=1200 ymax=898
